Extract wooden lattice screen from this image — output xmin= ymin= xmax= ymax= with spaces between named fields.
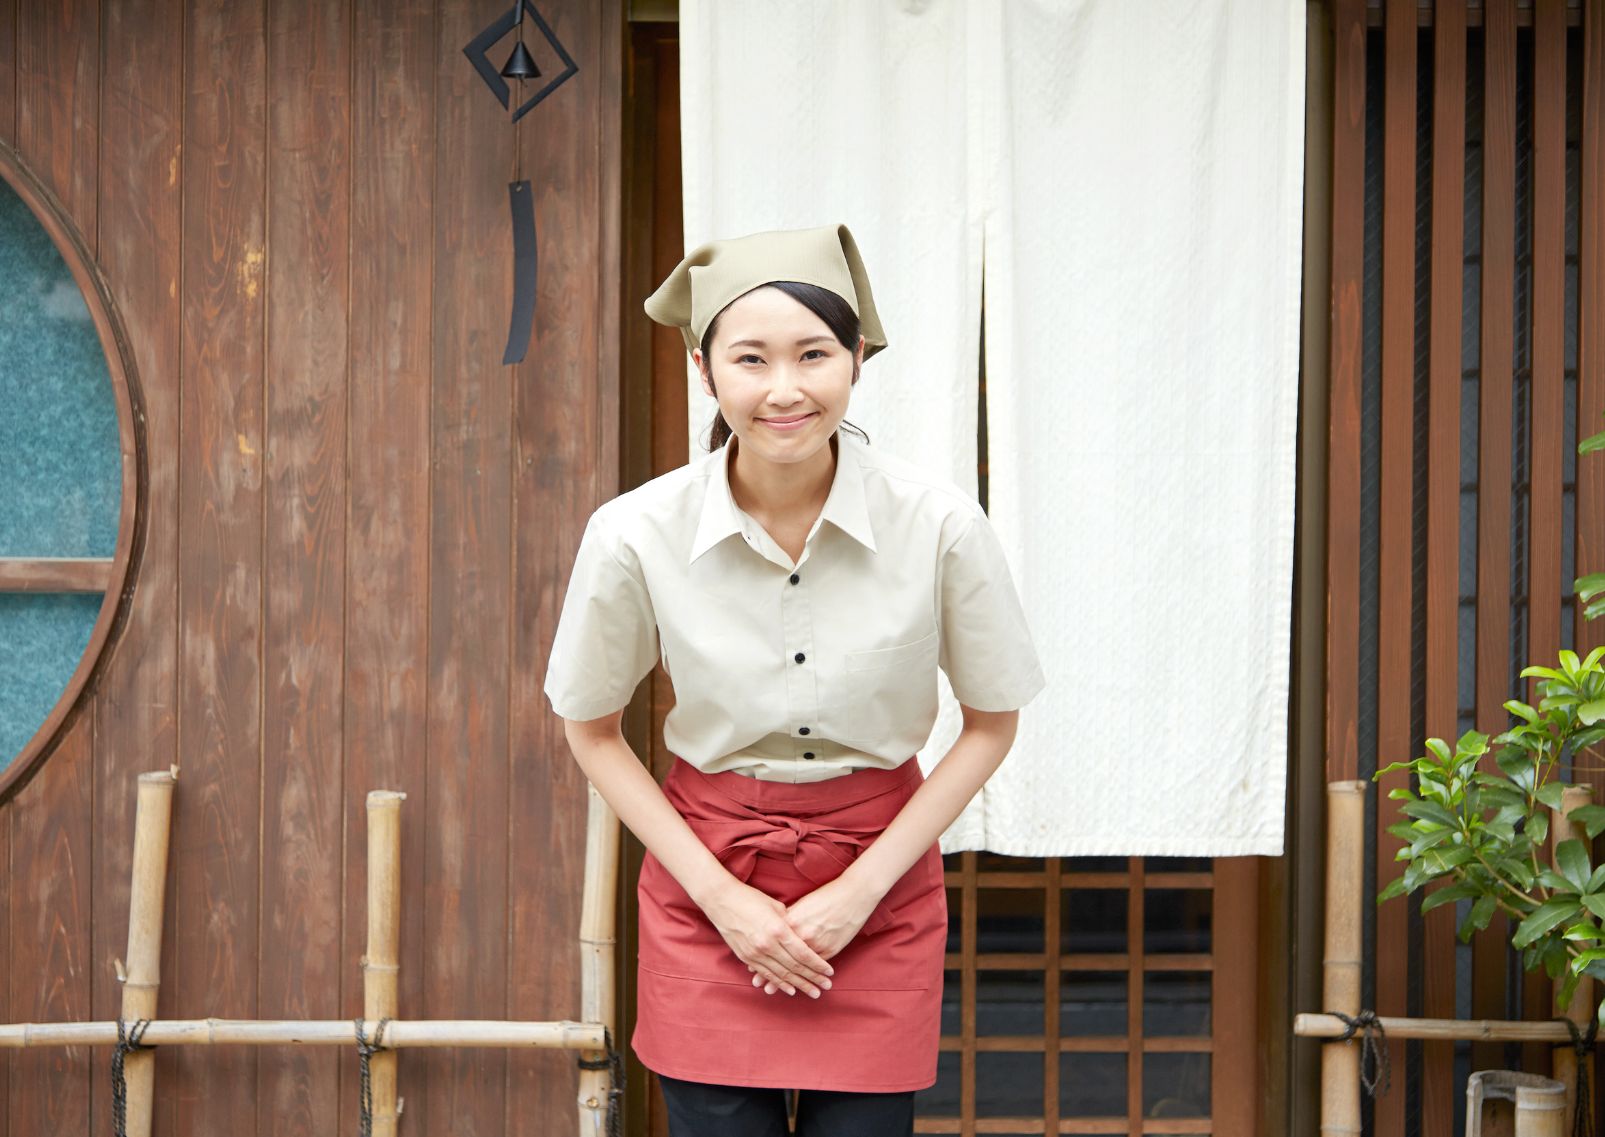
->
xmin=1327 ymin=1 xmax=1605 ymax=1133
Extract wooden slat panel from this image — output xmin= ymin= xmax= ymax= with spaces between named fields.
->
xmin=1374 ymin=4 xmax=1418 ymax=1133
xmin=342 ymin=0 xmax=434 ymax=1130
xmin=508 ymin=2 xmax=617 ymax=1131
xmin=1210 ymin=858 xmax=1258 ymax=1137
xmin=961 ymin=853 xmax=977 ymax=1137
xmin=14 ymin=0 xmax=95 ymax=244
xmin=1125 ymin=859 xmax=1144 ymax=1137
xmin=1328 ymin=0 xmax=1368 ymax=785
xmin=8 ymin=719 xmax=92 ymax=1136
xmin=423 ymin=1 xmax=514 ymax=1132
xmin=258 ymin=1 xmax=350 ymax=1133
xmin=0 ymin=558 xmax=113 ymax=592
xmin=1043 ymin=858 xmax=1061 ymax=1135
xmin=1423 ymin=2 xmax=1468 ymax=1127
xmin=174 ymin=0 xmax=266 ymax=1131
xmin=91 ymin=0 xmax=184 ymax=1129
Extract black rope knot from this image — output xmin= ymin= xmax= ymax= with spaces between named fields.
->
xmin=1329 ymin=1009 xmax=1391 ymax=1098
xmin=1557 ymin=1016 xmax=1597 ymax=1137
xmin=354 ymin=1017 xmax=392 ymax=1137
xmin=576 ymin=1028 xmax=625 ymax=1137
xmin=111 ymin=1017 xmax=154 ymax=1137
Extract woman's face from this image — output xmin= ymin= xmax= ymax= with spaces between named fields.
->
xmin=694 ymin=285 xmax=864 ymax=473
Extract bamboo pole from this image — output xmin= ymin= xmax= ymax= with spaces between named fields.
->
xmin=576 ymin=783 xmax=620 ymax=1137
xmin=1551 ymin=784 xmax=1594 ymax=1132
xmin=1298 ymin=1013 xmax=1605 ymax=1043
xmin=1516 ymin=1081 xmax=1567 ymax=1137
xmin=1321 ymin=781 xmax=1367 ymax=1137
xmin=0 ymin=1019 xmax=607 ymax=1050
xmin=115 ymin=769 xmax=177 ymax=1137
xmin=364 ymin=791 xmax=404 ymax=1137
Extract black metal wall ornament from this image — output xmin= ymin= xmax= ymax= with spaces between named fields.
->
xmin=463 ymin=0 xmax=579 ymax=365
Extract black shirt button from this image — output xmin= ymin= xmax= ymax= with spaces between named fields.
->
xmin=803 ymin=752 xmax=816 ymax=760
xmin=794 ymin=652 xmax=806 ymax=664
xmin=798 ymin=726 xmax=811 ymax=736
xmin=789 ymin=573 xmax=800 ymax=585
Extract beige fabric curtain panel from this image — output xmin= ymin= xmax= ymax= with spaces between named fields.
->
xmin=678 ymin=0 xmax=1305 ymax=856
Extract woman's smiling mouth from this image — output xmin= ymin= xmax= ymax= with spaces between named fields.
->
xmin=757 ymin=412 xmax=818 ymax=431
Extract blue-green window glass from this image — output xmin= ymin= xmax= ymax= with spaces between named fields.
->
xmin=0 ymin=179 xmax=121 ymax=556
xmin=0 ymin=175 xmax=122 ymax=771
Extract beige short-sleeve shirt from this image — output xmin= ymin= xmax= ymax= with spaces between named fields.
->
xmin=543 ymin=433 xmax=1045 ymax=783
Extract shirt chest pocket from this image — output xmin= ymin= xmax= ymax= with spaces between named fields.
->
xmin=840 ymin=629 xmax=941 ymax=745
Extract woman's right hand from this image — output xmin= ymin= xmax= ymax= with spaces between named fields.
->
xmin=698 ymin=877 xmax=835 ymax=998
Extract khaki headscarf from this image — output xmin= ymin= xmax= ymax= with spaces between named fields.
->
xmin=643 ymin=223 xmax=888 ymax=359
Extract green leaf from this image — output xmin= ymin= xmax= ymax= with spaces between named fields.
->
xmin=1409 ymin=828 xmax=1454 ymax=856
xmin=1564 ymin=921 xmax=1605 ymax=942
xmin=1558 ymin=839 xmax=1593 ymax=890
xmin=1524 ymin=666 xmax=1568 ymax=683
xmin=1571 ymin=948 xmax=1605 ymax=970
xmin=1538 ymin=782 xmax=1569 ymax=810
xmin=1582 ymin=894 xmax=1605 ymax=921
xmin=1506 ymin=701 xmax=1541 ymax=725
xmin=1570 ymin=805 xmax=1605 ymax=840
xmin=1529 ymin=814 xmax=1551 ymax=846
xmin=1581 ymin=427 xmax=1605 ymax=455
xmin=1461 ymin=895 xmax=1498 ymax=942
xmin=1582 ymin=573 xmax=1605 ymax=602
xmin=1514 ymin=898 xmax=1583 ymax=949
xmin=1377 ymin=875 xmax=1409 ymax=903
xmin=1401 ymin=799 xmax=1459 ymax=829
xmin=1540 ymin=868 xmax=1579 ymax=895
xmin=1580 ymin=700 xmax=1605 ymax=726
xmin=1420 ymin=881 xmax=1481 ymax=914
xmin=1587 ymin=597 xmax=1605 ymax=622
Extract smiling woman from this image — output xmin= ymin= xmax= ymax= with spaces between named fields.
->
xmin=0 ymin=154 xmax=140 ymax=789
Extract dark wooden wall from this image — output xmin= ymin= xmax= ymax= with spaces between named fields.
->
xmin=0 ymin=1 xmax=622 ymax=1133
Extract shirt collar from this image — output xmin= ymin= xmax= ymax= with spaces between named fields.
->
xmin=688 ymin=433 xmax=878 ymax=564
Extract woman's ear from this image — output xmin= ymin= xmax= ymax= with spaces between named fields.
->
xmin=693 ymin=349 xmax=717 ymax=399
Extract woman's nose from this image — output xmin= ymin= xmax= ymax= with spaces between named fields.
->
xmin=766 ymin=367 xmax=805 ymax=404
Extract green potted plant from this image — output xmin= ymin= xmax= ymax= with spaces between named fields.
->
xmin=1379 ymin=414 xmax=1605 ymax=1022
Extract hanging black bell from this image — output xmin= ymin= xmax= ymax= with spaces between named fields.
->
xmin=500 ymin=40 xmax=541 ymax=81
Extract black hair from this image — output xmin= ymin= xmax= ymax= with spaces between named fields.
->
xmin=698 ymin=280 xmax=872 ymax=451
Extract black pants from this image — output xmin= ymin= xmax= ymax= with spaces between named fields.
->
xmin=658 ymin=1073 xmax=915 ymax=1137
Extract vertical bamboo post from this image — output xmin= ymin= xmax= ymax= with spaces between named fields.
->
xmin=1514 ymin=1081 xmax=1567 ymax=1137
xmin=1321 ymin=781 xmax=1367 ymax=1137
xmin=364 ymin=791 xmax=405 ymax=1137
xmin=577 ymin=783 xmax=620 ymax=1137
xmin=1551 ymin=784 xmax=1594 ymax=1131
xmin=117 ymin=769 xmax=177 ymax=1137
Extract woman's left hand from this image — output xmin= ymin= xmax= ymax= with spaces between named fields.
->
xmin=749 ymin=874 xmax=884 ymax=994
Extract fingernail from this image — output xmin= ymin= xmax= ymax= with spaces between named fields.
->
xmin=821 ymin=978 xmax=832 ymax=990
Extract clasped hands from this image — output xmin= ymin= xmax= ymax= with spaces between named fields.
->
xmin=700 ymin=872 xmax=883 ymax=998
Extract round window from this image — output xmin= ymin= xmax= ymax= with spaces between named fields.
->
xmin=0 ymin=157 xmax=139 ymax=791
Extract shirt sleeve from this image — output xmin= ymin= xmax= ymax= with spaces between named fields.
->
xmin=543 ymin=510 xmax=660 ymax=721
xmin=937 ymin=507 xmax=1046 ymax=712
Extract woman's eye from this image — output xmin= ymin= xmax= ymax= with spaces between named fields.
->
xmin=802 ymin=349 xmax=826 ymax=360
xmin=738 ymin=354 xmax=762 ymax=364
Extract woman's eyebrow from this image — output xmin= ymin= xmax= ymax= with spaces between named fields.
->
xmin=728 ymin=335 xmax=833 ymax=349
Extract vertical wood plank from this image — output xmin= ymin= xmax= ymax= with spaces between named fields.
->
xmin=1373 ymin=4 xmax=1417 ymax=1134
xmin=1043 ymin=858 xmax=1061 ymax=1136
xmin=0 ymin=806 xmax=8 ymax=1137
xmin=424 ymin=1 xmax=514 ymax=1132
xmin=14 ymin=0 xmax=96 ymax=245
xmin=8 ymin=719 xmax=93 ymax=1137
xmin=1125 ymin=859 xmax=1145 ymax=1137
xmin=1530 ymin=0 xmax=1566 ymax=687
xmin=258 ymin=1 xmax=350 ymax=1134
xmin=1422 ymin=2 xmax=1467 ymax=1129
xmin=175 ymin=0 xmax=266 ymax=1132
xmin=343 ymin=0 xmax=434 ymax=1129
xmin=93 ymin=0 xmax=185 ymax=1127
xmin=1327 ymin=0 xmax=1367 ymax=787
xmin=1481 ymin=0 xmax=1534 ymax=1076
xmin=1212 ymin=858 xmax=1259 ymax=1137
xmin=507 ymin=1 xmax=618 ymax=1133
xmin=0 ymin=0 xmax=15 ymax=148
xmin=1581 ymin=0 xmax=1605 ymax=662
xmin=960 ymin=852 xmax=976 ymax=1137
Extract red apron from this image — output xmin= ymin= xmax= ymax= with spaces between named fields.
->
xmin=633 ymin=756 xmax=947 ymax=1092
